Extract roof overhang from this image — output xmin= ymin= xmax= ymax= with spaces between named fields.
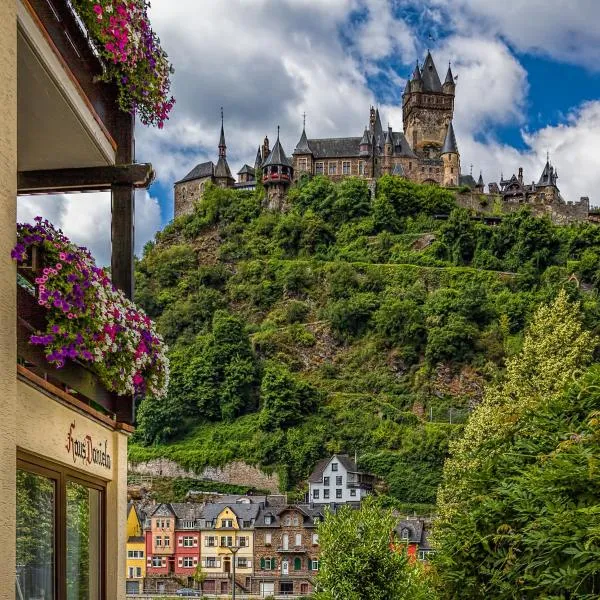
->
xmin=17 ymin=0 xmax=117 ymax=171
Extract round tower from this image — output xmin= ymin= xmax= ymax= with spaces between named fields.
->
xmin=262 ymin=126 xmax=293 ymax=211
xmin=440 ymin=121 xmax=460 ymax=187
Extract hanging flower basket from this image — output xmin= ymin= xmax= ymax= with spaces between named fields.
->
xmin=71 ymin=0 xmax=175 ymax=128
xmin=12 ymin=218 xmax=169 ymax=399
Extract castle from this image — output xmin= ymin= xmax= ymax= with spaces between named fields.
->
xmin=174 ymin=52 xmax=590 ymax=224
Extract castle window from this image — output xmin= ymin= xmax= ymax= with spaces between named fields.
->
xmin=409 ymin=162 xmax=412 ymax=171
xmin=328 ymin=162 xmax=337 ymax=175
xmin=315 ymin=162 xmax=324 ymax=175
xmin=358 ymin=161 xmax=364 ymax=175
xmin=342 ymin=161 xmax=351 ymax=175
xmin=298 ymin=158 xmax=307 ymax=171
xmin=421 ymin=167 xmax=425 ymax=173
xmin=429 ymin=167 xmax=432 ymax=173
xmin=436 ymin=168 xmax=440 ymax=174
xmin=451 ymin=168 xmax=454 ymax=174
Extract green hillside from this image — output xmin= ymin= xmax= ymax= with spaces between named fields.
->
xmin=129 ymin=175 xmax=600 ymax=510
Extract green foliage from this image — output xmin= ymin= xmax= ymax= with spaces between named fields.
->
xmin=315 ymin=497 xmax=435 ymax=600
xmin=434 ymin=291 xmax=598 ymax=598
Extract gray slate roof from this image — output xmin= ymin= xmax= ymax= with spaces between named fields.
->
xmin=308 ymin=458 xmax=330 ymax=483
xmin=307 ymin=137 xmax=362 ymax=158
xmin=421 ymin=51 xmax=442 ymax=92
xmin=459 ymin=174 xmax=477 ymax=188
xmin=392 ymin=132 xmax=417 ymax=158
xmin=444 ymin=64 xmax=454 ymax=85
xmin=214 ymin=156 xmax=233 ymax=179
xmin=441 ymin=121 xmax=458 ymax=155
xmin=395 ymin=518 xmax=425 ymax=544
xmin=293 ymin=128 xmax=312 ymax=155
xmin=201 ymin=502 xmax=261 ymax=527
xmin=175 ymin=161 xmax=214 ymax=184
xmin=237 ymin=164 xmax=255 ymax=176
xmin=262 ymin=136 xmax=292 ymax=167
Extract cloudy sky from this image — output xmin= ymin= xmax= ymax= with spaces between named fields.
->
xmin=19 ymin=0 xmax=600 ymax=264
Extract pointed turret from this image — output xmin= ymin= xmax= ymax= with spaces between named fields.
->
xmin=421 ymin=51 xmax=442 ymax=92
xmin=254 ymin=147 xmax=263 ymax=171
xmin=359 ymin=127 xmax=371 ymax=157
xmin=411 ymin=60 xmax=423 ymax=92
xmin=293 ymin=122 xmax=312 ymax=155
xmin=373 ymin=109 xmax=384 ymax=149
xmin=262 ymin=126 xmax=293 ymax=211
xmin=443 ymin=62 xmax=455 ymax=95
xmin=441 ymin=121 xmax=459 ymax=155
xmin=537 ymin=157 xmax=558 ymax=187
xmin=475 ymin=171 xmax=484 ymax=192
xmin=214 ymin=108 xmax=235 ymax=187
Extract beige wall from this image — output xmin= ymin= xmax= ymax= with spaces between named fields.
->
xmin=0 ymin=0 xmax=17 ymax=598
xmin=17 ymin=380 xmax=129 ymax=599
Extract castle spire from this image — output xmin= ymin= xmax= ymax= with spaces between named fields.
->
xmin=293 ymin=113 xmax=312 ymax=155
xmin=421 ymin=50 xmax=442 ymax=92
xmin=412 ymin=59 xmax=422 ymax=81
xmin=444 ymin=62 xmax=454 ymax=85
xmin=441 ymin=121 xmax=459 ymax=155
xmin=218 ymin=106 xmax=226 ymax=158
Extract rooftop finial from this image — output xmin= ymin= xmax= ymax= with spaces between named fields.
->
xmin=470 ymin=163 xmax=473 ymax=176
xmin=221 ymin=106 xmax=223 ymax=125
xmin=277 ymin=125 xmax=280 ymax=139
xmin=302 ymin=112 xmax=306 ymax=130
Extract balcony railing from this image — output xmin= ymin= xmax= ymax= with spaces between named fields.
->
xmin=17 ymin=258 xmax=134 ymax=424
xmin=276 ymin=546 xmax=307 ymax=554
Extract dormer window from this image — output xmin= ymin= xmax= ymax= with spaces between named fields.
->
xmin=222 ymin=519 xmax=233 ymax=528
xmin=264 ymin=515 xmax=272 ymax=525
xmin=331 ymin=463 xmax=338 ymax=472
xmin=401 ymin=528 xmax=410 ymax=540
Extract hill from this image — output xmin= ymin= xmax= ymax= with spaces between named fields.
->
xmin=129 ymin=175 xmax=600 ymax=510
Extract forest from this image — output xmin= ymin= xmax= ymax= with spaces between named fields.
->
xmin=130 ymin=174 xmax=600 ymax=513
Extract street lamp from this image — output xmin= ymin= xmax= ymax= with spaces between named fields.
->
xmin=222 ymin=543 xmax=242 ymax=600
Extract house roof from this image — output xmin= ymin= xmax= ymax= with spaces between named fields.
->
xmin=308 ymin=458 xmax=331 ymax=483
xmin=201 ymin=503 xmax=261 ymax=525
xmin=127 ymin=536 xmax=145 ymax=544
xmin=214 ymin=156 xmax=234 ymax=179
xmin=262 ymin=133 xmax=292 ymax=167
xmin=392 ymin=132 xmax=417 ymax=158
xmin=395 ymin=519 xmax=424 ymax=544
xmin=306 ymin=137 xmax=362 ymax=159
xmin=293 ymin=128 xmax=312 ymax=155
xmin=175 ymin=161 xmax=214 ymax=184
xmin=237 ymin=164 xmax=255 ymax=175
xmin=459 ymin=174 xmax=477 ymax=188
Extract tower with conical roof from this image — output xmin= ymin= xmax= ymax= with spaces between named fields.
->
xmin=440 ymin=120 xmax=460 ymax=187
xmin=402 ymin=51 xmax=455 ymax=157
xmin=214 ymin=108 xmax=235 ymax=188
xmin=292 ymin=113 xmax=313 ymax=178
xmin=262 ymin=126 xmax=294 ymax=211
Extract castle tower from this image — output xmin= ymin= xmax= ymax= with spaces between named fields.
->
xmin=383 ymin=126 xmax=393 ymax=175
xmin=262 ymin=135 xmax=270 ymax=164
xmin=475 ymin=171 xmax=484 ymax=193
xmin=214 ymin=108 xmax=235 ymax=188
xmin=254 ymin=146 xmax=263 ymax=172
xmin=262 ymin=126 xmax=293 ymax=211
xmin=292 ymin=114 xmax=313 ymax=179
xmin=403 ymin=51 xmax=455 ymax=156
xmin=440 ymin=120 xmax=460 ymax=187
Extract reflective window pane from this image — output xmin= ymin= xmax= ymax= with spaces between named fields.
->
xmin=16 ymin=468 xmax=55 ymax=600
xmin=66 ymin=481 xmax=101 ymax=600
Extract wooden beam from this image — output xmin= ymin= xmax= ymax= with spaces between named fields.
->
xmin=17 ymin=163 xmax=154 ymax=194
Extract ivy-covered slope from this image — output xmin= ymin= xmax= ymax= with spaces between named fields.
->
xmin=130 ymin=175 xmax=600 ymax=510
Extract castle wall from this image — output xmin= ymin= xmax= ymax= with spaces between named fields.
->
xmin=174 ymin=176 xmax=213 ymax=217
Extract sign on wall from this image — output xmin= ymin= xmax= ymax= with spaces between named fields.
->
xmin=65 ymin=421 xmax=112 ymax=470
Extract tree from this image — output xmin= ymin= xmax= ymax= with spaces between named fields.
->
xmin=192 ymin=564 xmax=207 ymax=593
xmin=434 ymin=290 xmax=597 ymax=598
xmin=315 ymin=497 xmax=434 ymax=600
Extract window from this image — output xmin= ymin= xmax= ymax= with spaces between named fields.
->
xmin=312 ymin=533 xmax=319 ymax=545
xmin=328 ymin=162 xmax=337 ymax=175
xmin=243 ymin=520 xmax=251 ymax=528
xmin=222 ymin=519 xmax=233 ymax=528
xmin=181 ymin=520 xmax=194 ymax=529
xmin=293 ymin=516 xmax=299 ymax=526
xmin=418 ymin=550 xmax=436 ymax=561
xmin=323 ymin=476 xmax=330 ymax=486
xmin=401 ymin=528 xmax=410 ymax=540
xmin=409 ymin=161 xmax=412 ymax=170
xmin=323 ymin=489 xmax=330 ymax=499
xmin=294 ymin=557 xmax=302 ymax=571
xmin=311 ymin=560 xmax=320 ymax=571
xmin=265 ymin=533 xmax=272 ymax=545
xmin=284 ymin=516 xmax=291 ymax=526
xmin=164 ymin=536 xmax=170 ymax=547
xmin=421 ymin=166 xmax=425 ymax=173
xmin=336 ymin=489 xmax=343 ymax=499
xmin=238 ymin=536 xmax=248 ymax=547
xmin=313 ymin=517 xmax=320 ymax=525
xmin=295 ymin=533 xmax=302 ymax=546
xmin=155 ymin=536 xmax=162 ymax=546
xmin=220 ymin=536 xmax=233 ymax=547
xmin=238 ymin=557 xmax=248 ymax=568
xmin=298 ymin=158 xmax=307 ymax=171
xmin=261 ymin=557 xmax=275 ymax=570
xmin=206 ymin=536 xmax=216 ymax=547
xmin=313 ymin=489 xmax=319 ymax=499
xmin=183 ymin=536 xmax=194 ymax=547
xmin=166 ymin=520 xmax=170 ymax=528
xmin=359 ymin=161 xmax=364 ymax=175
xmin=342 ymin=161 xmax=351 ymax=174
xmin=283 ymin=534 xmax=289 ymax=550
xmin=264 ymin=515 xmax=272 ymax=525
xmin=281 ymin=582 xmax=294 ymax=594
xmin=128 ymin=550 xmax=144 ymax=558
xmin=206 ymin=557 xmax=218 ymax=568
xmin=331 ymin=463 xmax=338 ymax=471
xmin=451 ymin=167 xmax=454 ymax=174
xmin=136 ymin=567 xmax=142 ymax=577
xmin=315 ymin=162 xmax=324 ymax=175
xmin=152 ymin=557 xmax=163 ymax=567
xmin=183 ymin=557 xmax=194 ymax=568
xmin=350 ymin=489 xmax=356 ymax=497
xmin=336 ymin=476 xmax=342 ymax=485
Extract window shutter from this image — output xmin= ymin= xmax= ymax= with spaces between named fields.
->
xmin=178 ymin=558 xmax=183 ymax=567
xmin=193 ymin=537 xmax=198 ymax=546
xmin=272 ymin=558 xmax=277 ymax=570
xmin=193 ymin=557 xmax=198 ymax=566
xmin=162 ymin=557 xmax=166 ymax=567
xmin=205 ymin=537 xmax=209 ymax=547
xmin=178 ymin=537 xmax=183 ymax=546
xmin=247 ymin=559 xmax=252 ymax=568
xmin=147 ymin=557 xmax=152 ymax=567
xmin=260 ymin=557 xmax=265 ymax=569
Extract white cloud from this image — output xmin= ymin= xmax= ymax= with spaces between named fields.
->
xmin=17 ymin=190 xmax=162 ymax=266
xmin=431 ymin=0 xmax=600 ymax=70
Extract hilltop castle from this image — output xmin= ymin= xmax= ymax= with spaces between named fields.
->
xmin=174 ymin=52 xmax=590 ymax=224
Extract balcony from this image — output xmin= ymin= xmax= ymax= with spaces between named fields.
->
xmin=17 ymin=258 xmax=135 ymax=424
xmin=276 ymin=546 xmax=307 ymax=554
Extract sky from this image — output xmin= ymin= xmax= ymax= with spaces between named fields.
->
xmin=18 ymin=0 xmax=600 ymax=265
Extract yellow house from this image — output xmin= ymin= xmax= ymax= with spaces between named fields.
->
xmin=126 ymin=503 xmax=147 ymax=594
xmin=199 ymin=503 xmax=259 ymax=596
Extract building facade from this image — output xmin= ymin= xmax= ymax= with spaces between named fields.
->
xmin=126 ymin=503 xmax=147 ymax=593
xmin=308 ymin=454 xmax=376 ymax=504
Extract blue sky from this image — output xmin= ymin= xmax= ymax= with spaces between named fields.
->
xmin=19 ymin=0 xmax=600 ymax=264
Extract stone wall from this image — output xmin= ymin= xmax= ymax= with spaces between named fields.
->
xmin=174 ymin=176 xmax=212 ymax=218
xmin=456 ymin=191 xmax=590 ymax=224
xmin=128 ymin=458 xmax=280 ymax=493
